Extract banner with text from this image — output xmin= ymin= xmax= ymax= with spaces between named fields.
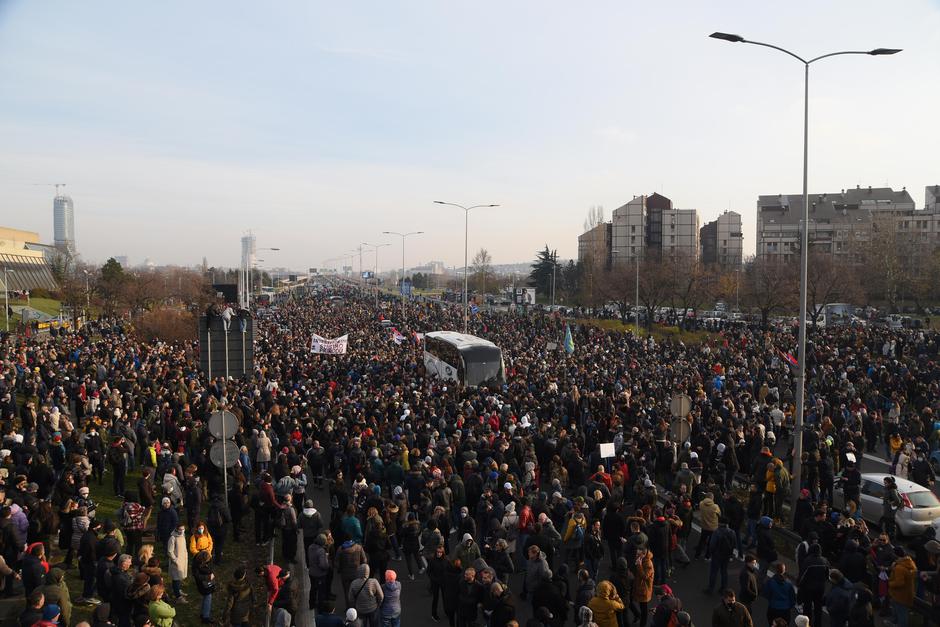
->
xmin=310 ymin=334 xmax=349 ymax=354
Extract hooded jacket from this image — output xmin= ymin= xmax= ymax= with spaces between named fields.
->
xmin=167 ymin=528 xmax=188 ymax=580
xmin=349 ymin=564 xmax=384 ymax=616
xmin=307 ymin=539 xmax=331 ymax=579
xmin=633 ymin=552 xmax=655 ymax=603
xmin=524 ymin=550 xmax=553 ymax=594
xmin=587 ymin=581 xmax=625 ymax=627
xmin=698 ymin=498 xmax=721 ymax=532
xmin=225 ymin=577 xmax=254 ymax=624
xmin=888 ymin=555 xmax=917 ymax=607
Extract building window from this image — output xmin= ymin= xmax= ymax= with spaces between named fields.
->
xmin=631 ymin=226 xmax=635 ymax=233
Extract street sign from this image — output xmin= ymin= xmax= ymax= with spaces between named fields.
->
xmin=670 ymin=394 xmax=692 ymax=419
xmin=670 ymin=419 xmax=691 ymax=443
xmin=209 ymin=440 xmax=239 ymax=468
xmin=208 ymin=411 xmax=238 ymax=439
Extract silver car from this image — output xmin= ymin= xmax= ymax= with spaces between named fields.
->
xmin=834 ymin=472 xmax=940 ymax=536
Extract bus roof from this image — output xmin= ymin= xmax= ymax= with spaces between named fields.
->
xmin=425 ymin=331 xmax=498 ymax=350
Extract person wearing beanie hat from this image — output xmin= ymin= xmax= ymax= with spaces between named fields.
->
xmin=344 ymin=607 xmax=362 ymax=627
xmin=381 ymin=570 xmax=401 ymax=627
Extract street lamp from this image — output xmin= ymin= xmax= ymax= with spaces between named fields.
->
xmin=362 ymin=242 xmax=390 ymax=309
xmin=246 ymin=246 xmax=279 ymax=307
xmin=382 ymin=231 xmax=423 ymax=321
xmin=2 ymin=268 xmax=12 ymax=332
xmin=434 ymin=201 xmax=499 ymax=333
xmin=82 ymin=269 xmax=90 ymax=318
xmin=710 ymin=31 xmax=900 ymax=518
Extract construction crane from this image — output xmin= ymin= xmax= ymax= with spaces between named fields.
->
xmin=33 ymin=183 xmax=67 ymax=196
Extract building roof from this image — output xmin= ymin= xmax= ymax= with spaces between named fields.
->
xmin=0 ymin=253 xmax=58 ymax=292
xmin=758 ymin=187 xmax=915 ymax=225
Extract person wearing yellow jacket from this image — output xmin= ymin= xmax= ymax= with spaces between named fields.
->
xmin=588 ymin=580 xmax=625 ymax=627
xmin=189 ymin=521 xmax=214 ymax=557
xmin=888 ymin=548 xmax=917 ymax=627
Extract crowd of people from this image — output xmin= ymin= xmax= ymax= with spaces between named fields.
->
xmin=0 ymin=282 xmax=939 ymax=627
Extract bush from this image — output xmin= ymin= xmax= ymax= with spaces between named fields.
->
xmin=136 ymin=307 xmax=196 ymax=343
xmin=29 ymin=288 xmax=56 ymax=300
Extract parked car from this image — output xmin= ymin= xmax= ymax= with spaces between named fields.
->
xmin=834 ymin=473 xmax=940 ymax=537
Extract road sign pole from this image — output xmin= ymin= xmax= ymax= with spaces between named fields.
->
xmin=221 ymin=412 xmax=228 ymax=505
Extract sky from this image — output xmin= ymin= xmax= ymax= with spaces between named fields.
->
xmin=1 ymin=0 xmax=938 ymax=271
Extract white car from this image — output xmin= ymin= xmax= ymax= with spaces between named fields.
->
xmin=834 ymin=473 xmax=940 ymax=536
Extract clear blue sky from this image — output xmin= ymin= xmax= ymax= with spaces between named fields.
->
xmin=1 ymin=0 xmax=937 ymax=270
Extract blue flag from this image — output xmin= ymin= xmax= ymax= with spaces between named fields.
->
xmin=564 ymin=324 xmax=575 ymax=354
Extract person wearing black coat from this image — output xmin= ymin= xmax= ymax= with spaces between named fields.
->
xmin=738 ymin=555 xmax=759 ymax=612
xmin=721 ymin=493 xmax=745 ymax=554
xmin=109 ymin=554 xmax=134 ymax=627
xmin=77 ymin=520 xmax=101 ymax=603
xmin=488 ymin=582 xmax=516 ymax=627
xmin=797 ymin=543 xmax=829 ymax=627
xmin=193 ymin=550 xmax=216 ymax=624
xmin=531 ymin=575 xmax=568 ymax=627
xmin=837 ymin=540 xmax=868 ymax=584
xmin=20 ymin=545 xmax=45 ymax=596
xmin=602 ymin=505 xmax=626 ymax=568
xmin=456 ymin=566 xmax=479 ymax=627
xmin=441 ymin=559 xmax=461 ymax=627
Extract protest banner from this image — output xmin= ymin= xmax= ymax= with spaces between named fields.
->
xmin=310 ymin=333 xmax=349 ymax=354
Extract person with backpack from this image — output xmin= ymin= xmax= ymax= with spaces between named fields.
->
xmin=704 ymin=518 xmax=737 ymax=595
xmin=771 ymin=460 xmax=790 ymax=522
xmin=563 ymin=509 xmax=588 ymax=566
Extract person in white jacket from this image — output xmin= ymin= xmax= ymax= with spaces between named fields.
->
xmin=167 ymin=524 xmax=189 ymax=600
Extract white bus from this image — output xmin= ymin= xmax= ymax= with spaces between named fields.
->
xmin=424 ymin=331 xmax=506 ymax=387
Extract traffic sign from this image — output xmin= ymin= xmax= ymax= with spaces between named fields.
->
xmin=670 ymin=394 xmax=692 ymax=419
xmin=208 ymin=411 xmax=238 ymax=439
xmin=210 ymin=440 xmax=239 ymax=468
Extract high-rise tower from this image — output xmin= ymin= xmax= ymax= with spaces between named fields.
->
xmin=53 ymin=193 xmax=75 ymax=255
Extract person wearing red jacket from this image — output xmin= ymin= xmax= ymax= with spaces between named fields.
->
xmin=257 ymin=563 xmax=291 ymax=608
xmin=517 ymin=501 xmax=536 ymax=564
xmin=258 ymin=473 xmax=286 ymax=546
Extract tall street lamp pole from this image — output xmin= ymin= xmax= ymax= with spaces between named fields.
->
xmin=710 ymin=31 xmax=900 ymax=519
xmin=362 ymin=242 xmax=390 ymax=309
xmin=250 ymin=247 xmax=280 ymax=307
xmin=383 ymin=231 xmax=423 ymax=321
xmin=434 ymin=201 xmax=499 ymax=334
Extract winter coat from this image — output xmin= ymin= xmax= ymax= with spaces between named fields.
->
xmin=712 ymin=601 xmax=754 ymax=627
xmin=167 ymin=530 xmax=189 ymax=580
xmin=307 ymin=541 xmax=331 ymax=578
xmin=888 ymin=555 xmax=917 ymax=607
xmin=225 ymin=578 xmax=254 ymax=624
xmin=824 ymin=579 xmax=854 ymax=620
xmin=349 ymin=564 xmax=384 ymax=616
xmin=524 ymin=550 xmax=553 ymax=593
xmin=698 ymin=498 xmax=721 ymax=531
xmin=149 ymin=598 xmax=177 ymax=627
xmin=633 ymin=553 xmax=655 ymax=603
xmin=189 ymin=529 xmax=214 ymax=556
xmin=588 ymin=581 xmax=625 ymax=627
xmin=739 ymin=565 xmax=759 ymax=605
xmin=798 ymin=552 xmax=830 ymax=594
xmin=256 ymin=433 xmax=273 ymax=462
xmin=381 ymin=581 xmax=401 ymax=617
xmin=156 ymin=506 xmax=178 ymax=545
xmin=337 ymin=542 xmax=368 ymax=583
xmin=763 ymin=574 xmax=796 ymax=610
xmin=40 ymin=572 xmax=72 ymax=626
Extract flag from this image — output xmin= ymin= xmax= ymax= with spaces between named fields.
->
xmin=564 ymin=324 xmax=575 ymax=354
xmin=778 ymin=349 xmax=798 ymax=368
xmin=391 ymin=328 xmax=406 ymax=345
xmin=470 ymin=303 xmax=480 ymax=315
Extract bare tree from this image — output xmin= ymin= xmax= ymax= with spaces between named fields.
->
xmin=583 ymin=205 xmax=605 ymax=232
xmin=741 ymin=257 xmax=797 ymax=328
xmin=806 ymin=252 xmax=862 ymax=327
xmin=637 ymin=258 xmax=675 ymax=329
xmin=472 ymin=248 xmax=492 ymax=295
xmin=597 ymin=263 xmax=635 ymax=322
xmin=667 ymin=253 xmax=708 ymax=326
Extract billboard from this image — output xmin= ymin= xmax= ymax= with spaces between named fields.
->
xmin=400 ymin=279 xmax=412 ymax=296
xmin=362 ymin=271 xmax=374 ymax=279
xmin=515 ymin=287 xmax=536 ymax=305
xmin=213 ymin=283 xmax=238 ymax=304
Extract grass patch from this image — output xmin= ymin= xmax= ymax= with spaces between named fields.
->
xmin=17 ymin=297 xmax=61 ymax=316
xmin=581 ymin=318 xmax=717 ymax=345
xmin=56 ymin=469 xmax=271 ymax=627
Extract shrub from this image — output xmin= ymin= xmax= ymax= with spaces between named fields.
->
xmin=136 ymin=307 xmax=196 ymax=343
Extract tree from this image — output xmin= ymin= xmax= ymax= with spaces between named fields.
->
xmin=583 ymin=205 xmax=605 ymax=232
xmin=597 ymin=263 xmax=636 ymax=323
xmin=805 ymin=252 xmax=862 ymax=327
xmin=472 ymin=248 xmax=492 ymax=295
xmin=667 ymin=253 xmax=708 ymax=327
xmin=637 ymin=258 xmax=675 ymax=329
xmin=121 ymin=273 xmax=159 ymax=315
xmin=559 ymin=260 xmax=581 ymax=304
xmin=741 ymin=257 xmax=797 ymax=329
xmin=98 ymin=257 xmax=126 ymax=315
xmin=529 ymin=246 xmax=558 ymax=300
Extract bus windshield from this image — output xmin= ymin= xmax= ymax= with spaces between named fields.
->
xmin=460 ymin=345 xmax=505 ymax=387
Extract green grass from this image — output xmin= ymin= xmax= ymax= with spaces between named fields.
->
xmin=17 ymin=297 xmax=61 ymax=316
xmin=582 ymin=318 xmax=717 ymax=344
xmin=57 ymin=469 xmax=271 ymax=627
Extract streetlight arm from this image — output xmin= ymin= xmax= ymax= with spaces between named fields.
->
xmin=739 ymin=39 xmax=807 ymax=64
xmin=807 ymin=50 xmax=882 ymax=64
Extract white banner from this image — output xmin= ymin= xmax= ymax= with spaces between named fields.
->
xmin=310 ymin=334 xmax=349 ymax=354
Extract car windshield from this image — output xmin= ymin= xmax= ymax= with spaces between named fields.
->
xmin=906 ymin=491 xmax=940 ymax=508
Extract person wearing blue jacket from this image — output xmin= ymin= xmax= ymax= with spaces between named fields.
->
xmin=763 ymin=562 xmax=796 ymax=626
